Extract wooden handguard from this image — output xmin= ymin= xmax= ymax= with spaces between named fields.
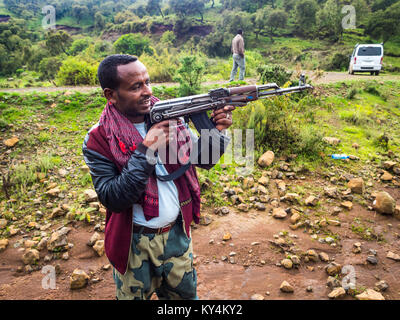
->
xmin=229 ymin=85 xmax=257 ymax=95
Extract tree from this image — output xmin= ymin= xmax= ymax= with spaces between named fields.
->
xmin=169 ymin=0 xmax=205 ymax=22
xmin=265 ymin=10 xmax=288 ymax=42
xmin=174 ymin=55 xmax=205 ymax=96
xmin=365 ymin=2 xmax=400 ymax=42
xmin=113 ymin=34 xmax=153 ymax=56
xmin=72 ymin=4 xmax=89 ymax=24
xmin=316 ymin=0 xmax=343 ymax=42
xmin=45 ymin=30 xmax=72 ymax=56
xmin=94 ymin=12 xmax=106 ymax=30
xmin=146 ymin=0 xmax=164 ymax=18
xmin=295 ymin=0 xmax=318 ymax=37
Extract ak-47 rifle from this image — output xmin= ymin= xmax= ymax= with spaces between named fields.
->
xmin=149 ymin=74 xmax=313 ymax=132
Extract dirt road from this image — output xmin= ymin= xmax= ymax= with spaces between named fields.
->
xmin=1 ymin=72 xmax=399 ymax=94
xmin=1 ymin=182 xmax=400 ymax=300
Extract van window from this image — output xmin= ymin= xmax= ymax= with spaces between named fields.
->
xmin=357 ymin=46 xmax=382 ymax=56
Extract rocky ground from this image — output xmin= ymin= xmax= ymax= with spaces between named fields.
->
xmin=1 ymin=146 xmax=400 ymax=300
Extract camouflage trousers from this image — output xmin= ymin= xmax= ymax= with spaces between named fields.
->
xmin=112 ymin=218 xmax=197 ymax=300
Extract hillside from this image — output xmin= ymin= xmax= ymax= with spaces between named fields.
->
xmin=0 ymin=0 xmax=399 ymax=89
xmin=1 ymin=79 xmax=400 ymax=299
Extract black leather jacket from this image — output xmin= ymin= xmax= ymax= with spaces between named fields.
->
xmin=82 ymin=123 xmax=230 ymax=213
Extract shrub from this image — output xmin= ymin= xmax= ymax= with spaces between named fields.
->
xmin=68 ymin=37 xmax=92 ymax=56
xmin=245 ymin=96 xmax=325 ymax=158
xmin=174 ymin=55 xmax=205 ymax=96
xmin=113 ymin=34 xmax=153 ymax=56
xmin=56 ymin=57 xmax=99 ymax=86
xmin=325 ymin=52 xmax=349 ymax=71
xmin=139 ymin=49 xmax=177 ymax=82
xmin=38 ymin=57 xmax=63 ymax=81
xmin=257 ymin=64 xmax=293 ymax=86
xmin=161 ymin=30 xmax=176 ymax=46
xmin=363 ymin=83 xmax=381 ymax=96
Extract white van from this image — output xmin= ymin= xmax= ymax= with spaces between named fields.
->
xmin=348 ymin=43 xmax=384 ymax=75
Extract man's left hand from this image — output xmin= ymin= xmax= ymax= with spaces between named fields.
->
xmin=211 ymin=105 xmax=235 ymax=132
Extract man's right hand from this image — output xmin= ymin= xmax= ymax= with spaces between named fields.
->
xmin=142 ymin=119 xmax=177 ymax=151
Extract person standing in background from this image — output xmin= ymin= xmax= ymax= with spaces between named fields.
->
xmin=229 ymin=29 xmax=245 ymax=82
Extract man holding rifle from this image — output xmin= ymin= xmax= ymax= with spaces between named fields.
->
xmin=82 ymin=54 xmax=234 ymax=300
xmin=229 ymin=29 xmax=246 ymax=82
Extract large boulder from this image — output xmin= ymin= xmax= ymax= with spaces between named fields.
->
xmin=70 ymin=269 xmax=90 ymax=290
xmin=22 ymin=249 xmax=40 ymax=265
xmin=355 ymin=289 xmax=385 ymax=300
xmin=348 ymin=178 xmax=365 ymax=194
xmin=374 ymin=191 xmax=396 ymax=215
xmin=258 ymin=151 xmax=274 ymax=168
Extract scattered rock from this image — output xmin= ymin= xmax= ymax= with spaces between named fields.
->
xmin=355 ymin=289 xmax=385 ymax=300
xmin=281 ymin=259 xmax=293 ymax=269
xmin=242 ymin=177 xmax=255 ymax=189
xmin=47 ymin=228 xmax=70 ymax=252
xmin=92 ymin=240 xmax=105 ymax=256
xmin=328 ymin=287 xmax=346 ymax=299
xmin=386 ymin=251 xmax=400 ymax=261
xmin=258 ymin=151 xmax=275 ymax=167
xmin=381 ymin=171 xmax=393 ymax=181
xmin=251 ymin=294 xmax=265 ymax=300
xmin=0 ymin=239 xmax=9 ymax=252
xmin=352 ymin=242 xmax=362 ymax=254
xmin=22 ymin=249 xmax=40 ymax=265
xmin=367 ymin=255 xmax=378 ymax=265
xmin=88 ymin=232 xmax=102 ymax=247
xmin=254 ymin=202 xmax=266 ymax=211
xmin=272 ymin=208 xmax=287 ymax=219
xmin=325 ymin=262 xmax=342 ymax=276
xmin=200 ymin=214 xmax=213 ymax=225
xmin=290 ymin=210 xmax=301 ymax=224
xmin=46 ymin=187 xmax=60 ymax=197
xmin=324 ymin=187 xmax=339 ymax=199
xmin=348 ymin=178 xmax=365 ymax=194
xmin=0 ymin=219 xmax=8 ymax=229
xmin=222 ymin=232 xmax=232 ymax=241
xmin=282 ymin=193 xmax=300 ymax=203
xmin=319 ymin=252 xmax=330 ymax=262
xmin=258 ymin=176 xmax=269 ymax=186
xmin=280 ymin=281 xmax=294 ymax=293
xmin=290 ymin=255 xmax=300 ymax=266
xmin=327 ymin=276 xmax=341 ymax=288
xmin=383 ymin=161 xmax=397 ymax=170
xmin=340 ymin=201 xmax=353 ymax=210
xmin=374 ymin=191 xmax=395 ymax=215
xmin=84 ymin=189 xmax=98 ymax=202
xmin=306 ymin=250 xmax=319 ymax=262
xmin=305 ymin=196 xmax=318 ymax=206
xmin=4 ymin=136 xmax=19 ymax=147
xmin=323 ymin=137 xmax=341 ymax=146
xmin=374 ymin=280 xmax=389 ymax=292
xmin=70 ymin=269 xmax=90 ymax=290
xmin=50 ymin=207 xmax=65 ymax=219
xmin=238 ymin=203 xmax=249 ymax=212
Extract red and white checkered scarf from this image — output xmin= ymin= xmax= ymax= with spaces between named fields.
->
xmin=99 ymin=98 xmax=200 ymax=221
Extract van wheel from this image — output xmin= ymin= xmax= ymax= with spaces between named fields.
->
xmin=375 ymin=71 xmax=380 ymax=76
xmin=370 ymin=72 xmax=374 ymax=75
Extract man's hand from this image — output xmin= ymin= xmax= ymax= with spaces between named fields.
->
xmin=142 ymin=119 xmax=177 ymax=151
xmin=210 ymin=105 xmax=235 ymax=132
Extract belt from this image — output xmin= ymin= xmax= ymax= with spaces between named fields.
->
xmin=132 ymin=221 xmax=176 ymax=235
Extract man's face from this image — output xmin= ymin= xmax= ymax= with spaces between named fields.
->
xmin=106 ymin=60 xmax=152 ymax=122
